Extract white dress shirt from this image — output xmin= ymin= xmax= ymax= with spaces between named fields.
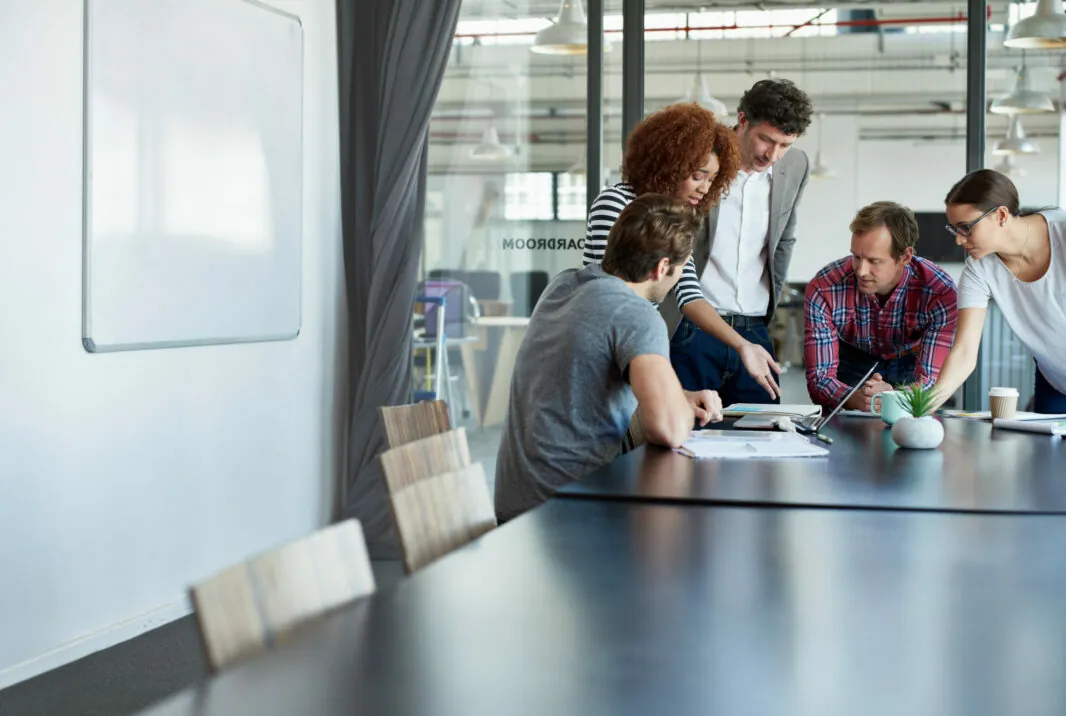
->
xmin=700 ymin=167 xmax=772 ymax=316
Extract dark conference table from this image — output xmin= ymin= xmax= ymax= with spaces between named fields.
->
xmin=559 ymin=416 xmax=1066 ymax=514
xmin=139 ymin=499 xmax=1066 ymax=716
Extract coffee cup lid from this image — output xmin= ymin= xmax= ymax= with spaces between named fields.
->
xmin=989 ymin=387 xmax=1019 ymax=397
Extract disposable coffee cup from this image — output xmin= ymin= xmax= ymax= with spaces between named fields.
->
xmin=989 ymin=387 xmax=1019 ymax=420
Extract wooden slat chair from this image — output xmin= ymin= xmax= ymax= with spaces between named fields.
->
xmin=189 ymin=519 xmax=375 ymax=671
xmin=378 ymin=427 xmax=470 ymax=494
xmin=388 ymin=463 xmax=497 ymax=573
xmin=379 ymin=400 xmax=451 ymax=449
xmin=623 ymin=410 xmax=646 ymax=452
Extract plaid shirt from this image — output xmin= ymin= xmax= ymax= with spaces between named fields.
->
xmin=804 ymin=256 xmax=958 ymax=407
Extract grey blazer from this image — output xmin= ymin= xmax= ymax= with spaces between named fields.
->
xmin=660 ymin=148 xmax=811 ymax=336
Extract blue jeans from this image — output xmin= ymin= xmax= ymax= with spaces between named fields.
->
xmin=1034 ymin=363 xmax=1066 ymax=413
xmin=836 ymin=341 xmax=918 ymax=390
xmin=670 ymin=317 xmax=780 ymax=406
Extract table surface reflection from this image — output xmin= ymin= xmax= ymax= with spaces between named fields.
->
xmin=559 ymin=416 xmax=1066 ymax=514
xmin=139 ymin=499 xmax=1066 ymax=716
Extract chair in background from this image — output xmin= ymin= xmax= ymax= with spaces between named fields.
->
xmin=623 ymin=410 xmax=646 ymax=453
xmin=509 ymin=270 xmax=550 ymax=317
xmin=772 ymin=286 xmax=805 ymax=373
xmin=388 ymin=463 xmax=497 ymax=573
xmin=379 ymin=400 xmax=452 ymax=449
xmin=412 ymin=281 xmax=480 ymax=418
xmin=189 ymin=519 xmax=376 ymax=672
xmin=428 ymin=268 xmax=467 ymax=284
xmin=420 ymin=279 xmax=477 ymax=341
xmin=379 ymin=427 xmax=471 ymax=493
xmin=464 ymin=270 xmax=502 ymax=301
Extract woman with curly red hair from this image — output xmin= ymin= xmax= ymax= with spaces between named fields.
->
xmin=583 ymin=102 xmax=782 ymax=398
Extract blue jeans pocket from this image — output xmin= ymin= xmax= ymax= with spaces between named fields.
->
xmin=672 ymin=318 xmax=696 ymax=347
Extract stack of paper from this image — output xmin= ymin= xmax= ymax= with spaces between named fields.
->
xmin=723 ymin=404 xmax=822 ymax=419
xmin=678 ymin=430 xmax=829 ymax=460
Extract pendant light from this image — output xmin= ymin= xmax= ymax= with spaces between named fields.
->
xmin=680 ymin=75 xmax=729 ymax=116
xmin=995 ymin=154 xmax=1027 ymax=177
xmin=810 ymin=114 xmax=836 ymax=179
xmin=993 ymin=116 xmax=1040 ymax=155
xmin=990 ymin=62 xmax=1054 ymax=115
xmin=470 ymin=126 xmax=513 ymax=160
xmin=677 ymin=34 xmax=729 ymax=117
xmin=532 ymin=0 xmax=589 ymax=55
xmin=1004 ymin=0 xmax=1066 ymax=49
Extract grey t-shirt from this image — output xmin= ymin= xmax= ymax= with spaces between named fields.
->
xmin=494 ymin=264 xmax=670 ymax=521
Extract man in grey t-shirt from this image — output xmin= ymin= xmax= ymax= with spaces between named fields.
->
xmin=495 ymin=195 xmax=724 ymax=521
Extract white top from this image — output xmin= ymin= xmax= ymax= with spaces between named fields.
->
xmin=700 ymin=168 xmax=772 ymax=316
xmin=957 ymin=209 xmax=1066 ymax=394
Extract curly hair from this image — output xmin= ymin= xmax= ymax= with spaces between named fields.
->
xmin=738 ymin=79 xmax=813 ymax=136
xmin=621 ymin=103 xmax=741 ymax=215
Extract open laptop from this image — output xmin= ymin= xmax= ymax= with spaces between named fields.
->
xmin=793 ymin=362 xmax=880 ymax=437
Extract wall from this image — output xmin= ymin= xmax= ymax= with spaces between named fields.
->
xmin=0 ymin=0 xmax=342 ymax=687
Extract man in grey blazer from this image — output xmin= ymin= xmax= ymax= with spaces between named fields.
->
xmin=663 ymin=79 xmax=812 ymax=406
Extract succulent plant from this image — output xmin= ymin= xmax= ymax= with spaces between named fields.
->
xmin=897 ymin=383 xmax=937 ymax=419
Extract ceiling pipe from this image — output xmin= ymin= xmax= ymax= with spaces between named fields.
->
xmin=454 ymin=12 xmax=979 ymax=42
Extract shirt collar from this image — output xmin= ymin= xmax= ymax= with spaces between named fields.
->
xmin=737 ymin=165 xmax=773 ymax=183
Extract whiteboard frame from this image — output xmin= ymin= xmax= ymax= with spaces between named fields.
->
xmin=81 ymin=0 xmax=305 ymax=353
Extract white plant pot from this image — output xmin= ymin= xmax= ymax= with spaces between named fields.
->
xmin=891 ymin=416 xmax=944 ymax=450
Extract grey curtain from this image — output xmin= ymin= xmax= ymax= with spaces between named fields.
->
xmin=337 ymin=0 xmax=461 ymax=555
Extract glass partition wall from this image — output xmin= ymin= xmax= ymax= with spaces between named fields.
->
xmin=421 ymin=1 xmax=1039 ymax=480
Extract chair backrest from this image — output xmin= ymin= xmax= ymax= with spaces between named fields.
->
xmin=509 ymin=270 xmax=551 ymax=317
xmin=623 ymin=409 xmax=646 ymax=452
xmin=420 ymin=279 xmax=474 ymax=339
xmin=389 ymin=463 xmax=497 ymax=573
xmin=380 ymin=401 xmax=451 ymax=449
xmin=428 ymin=268 xmax=467 ymax=283
xmin=465 ymin=270 xmax=502 ymax=300
xmin=189 ymin=519 xmax=375 ymax=672
xmin=379 ymin=427 xmax=470 ymax=494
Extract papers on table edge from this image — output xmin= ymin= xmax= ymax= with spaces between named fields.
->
xmin=943 ymin=410 xmax=1066 ymax=422
xmin=992 ymin=418 xmax=1066 ymax=436
xmin=678 ymin=429 xmax=829 ymax=460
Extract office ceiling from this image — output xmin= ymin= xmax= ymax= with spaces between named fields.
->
xmin=432 ymin=2 xmax=1063 ymax=170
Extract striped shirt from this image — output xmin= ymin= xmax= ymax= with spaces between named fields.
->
xmin=804 ymin=256 xmax=958 ymax=407
xmin=582 ymin=183 xmax=705 ymax=308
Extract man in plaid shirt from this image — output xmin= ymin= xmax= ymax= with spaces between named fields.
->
xmin=804 ymin=201 xmax=958 ymax=410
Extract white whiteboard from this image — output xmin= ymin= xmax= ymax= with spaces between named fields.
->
xmin=83 ymin=0 xmax=303 ymax=352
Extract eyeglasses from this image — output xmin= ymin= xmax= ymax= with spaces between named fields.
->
xmin=945 ymin=206 xmax=998 ymax=237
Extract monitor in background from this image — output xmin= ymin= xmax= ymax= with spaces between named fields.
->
xmin=912 ymin=212 xmax=965 ymax=264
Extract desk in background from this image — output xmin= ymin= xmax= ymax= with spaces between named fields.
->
xmin=460 ymin=316 xmax=530 ymax=428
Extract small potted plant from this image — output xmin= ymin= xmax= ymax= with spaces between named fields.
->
xmin=890 ymin=384 xmax=944 ymax=449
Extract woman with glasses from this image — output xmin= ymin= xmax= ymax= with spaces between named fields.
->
xmin=932 ymin=169 xmax=1066 ymax=413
